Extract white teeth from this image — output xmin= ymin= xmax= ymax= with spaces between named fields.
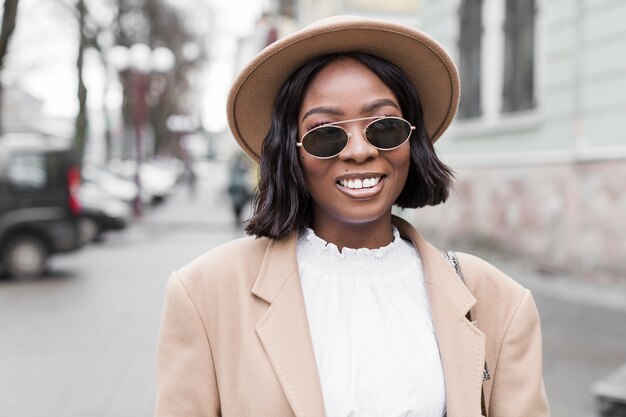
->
xmin=339 ymin=177 xmax=381 ymax=190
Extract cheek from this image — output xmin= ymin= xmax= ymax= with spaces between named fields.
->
xmin=386 ymin=147 xmax=411 ymax=198
xmin=299 ymin=153 xmax=332 ymax=182
xmin=391 ymin=145 xmax=411 ymax=178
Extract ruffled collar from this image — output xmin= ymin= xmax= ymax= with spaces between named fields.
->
xmin=296 ymin=227 xmax=414 ymax=275
xmin=303 ymin=226 xmax=401 ymax=257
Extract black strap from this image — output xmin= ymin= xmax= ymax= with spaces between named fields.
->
xmin=444 ymin=251 xmax=489 ymax=417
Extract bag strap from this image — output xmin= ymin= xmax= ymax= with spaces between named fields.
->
xmin=444 ymin=251 xmax=489 ymax=417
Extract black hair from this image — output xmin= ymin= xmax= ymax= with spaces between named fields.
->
xmin=245 ymin=52 xmax=454 ymax=239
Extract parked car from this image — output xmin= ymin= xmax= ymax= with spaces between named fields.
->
xmin=0 ymin=133 xmax=83 ymax=279
xmin=107 ymin=158 xmax=179 ymax=205
xmin=81 ymin=164 xmax=138 ymax=204
xmin=78 ymin=180 xmax=132 ymax=243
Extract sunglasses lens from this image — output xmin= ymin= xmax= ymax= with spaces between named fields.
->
xmin=366 ymin=118 xmax=412 ymax=149
xmin=302 ymin=126 xmax=348 ymax=158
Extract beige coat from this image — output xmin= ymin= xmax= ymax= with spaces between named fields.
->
xmin=155 ymin=217 xmax=549 ymax=417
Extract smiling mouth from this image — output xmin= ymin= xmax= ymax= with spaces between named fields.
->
xmin=337 ymin=176 xmax=383 ymax=190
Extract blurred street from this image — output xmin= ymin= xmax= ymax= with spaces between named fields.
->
xmin=0 ymin=161 xmax=625 ymax=417
xmin=0 ymin=161 xmax=244 ymax=417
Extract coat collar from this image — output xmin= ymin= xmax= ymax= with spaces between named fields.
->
xmin=252 ymin=217 xmax=486 ymax=417
xmin=252 ymin=232 xmax=326 ymax=417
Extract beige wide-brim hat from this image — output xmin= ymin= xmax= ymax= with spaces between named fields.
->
xmin=227 ymin=15 xmax=460 ymax=163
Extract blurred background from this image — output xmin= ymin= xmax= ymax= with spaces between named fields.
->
xmin=0 ymin=0 xmax=625 ymax=416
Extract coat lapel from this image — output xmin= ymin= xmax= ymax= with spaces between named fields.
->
xmin=394 ymin=217 xmax=487 ymax=417
xmin=252 ymin=233 xmax=326 ymax=417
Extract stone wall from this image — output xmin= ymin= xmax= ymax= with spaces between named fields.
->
xmin=410 ymin=159 xmax=626 ymax=280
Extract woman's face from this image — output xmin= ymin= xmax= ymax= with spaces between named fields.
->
xmin=297 ymin=58 xmax=411 ymax=235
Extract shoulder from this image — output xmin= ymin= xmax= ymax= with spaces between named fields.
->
xmin=455 ymin=252 xmax=526 ymax=297
xmin=172 ymin=235 xmax=272 ymax=297
xmin=454 ymin=252 xmax=537 ymax=339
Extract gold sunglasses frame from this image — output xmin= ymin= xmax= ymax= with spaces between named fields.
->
xmin=297 ymin=116 xmax=416 ymax=159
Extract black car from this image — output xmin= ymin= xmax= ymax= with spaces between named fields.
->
xmin=0 ymin=133 xmax=83 ymax=278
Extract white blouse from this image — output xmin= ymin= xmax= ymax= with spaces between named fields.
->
xmin=296 ymin=227 xmax=446 ymax=417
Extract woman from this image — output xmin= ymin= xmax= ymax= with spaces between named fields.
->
xmin=155 ymin=16 xmax=550 ymax=417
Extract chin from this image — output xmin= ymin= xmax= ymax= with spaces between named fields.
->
xmin=336 ymin=208 xmax=392 ymax=225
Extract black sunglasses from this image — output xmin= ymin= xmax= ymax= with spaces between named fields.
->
xmin=297 ymin=116 xmax=415 ymax=159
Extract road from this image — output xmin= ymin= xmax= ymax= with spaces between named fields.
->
xmin=0 ymin=163 xmax=625 ymax=417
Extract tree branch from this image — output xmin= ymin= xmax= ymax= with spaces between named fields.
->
xmin=0 ymin=0 xmax=20 ymax=69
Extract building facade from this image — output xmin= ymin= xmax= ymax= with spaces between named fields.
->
xmin=413 ymin=0 xmax=626 ymax=278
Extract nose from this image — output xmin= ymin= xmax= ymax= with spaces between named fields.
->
xmin=338 ymin=127 xmax=378 ymax=163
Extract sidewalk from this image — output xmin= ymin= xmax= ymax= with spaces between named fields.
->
xmin=490 ymin=258 xmax=626 ymax=315
xmin=127 ymin=159 xmax=247 ymax=250
xmin=482 ymin=255 xmax=626 ymax=417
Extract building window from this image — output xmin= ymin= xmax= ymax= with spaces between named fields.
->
xmin=458 ymin=0 xmax=483 ymax=119
xmin=502 ymin=0 xmax=536 ymax=113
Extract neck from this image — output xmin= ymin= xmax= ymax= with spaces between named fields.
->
xmin=310 ymin=214 xmax=395 ymax=251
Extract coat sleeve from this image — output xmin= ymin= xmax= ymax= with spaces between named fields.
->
xmin=155 ymin=272 xmax=220 ymax=417
xmin=488 ymin=289 xmax=550 ymax=417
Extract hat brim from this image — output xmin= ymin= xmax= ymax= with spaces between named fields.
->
xmin=227 ymin=16 xmax=460 ymax=162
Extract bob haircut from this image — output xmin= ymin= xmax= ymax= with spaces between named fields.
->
xmin=245 ymin=52 xmax=454 ymax=239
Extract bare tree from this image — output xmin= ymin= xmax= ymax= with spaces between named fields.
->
xmin=114 ymin=0 xmax=205 ymax=156
xmin=0 ymin=0 xmax=20 ymax=134
xmin=74 ymin=0 xmax=88 ymax=164
xmin=52 ymin=0 xmax=95 ymax=164
xmin=56 ymin=0 xmax=118 ymax=164
xmin=56 ymin=0 xmax=205 ymax=163
xmin=143 ymin=0 xmax=204 ymax=155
